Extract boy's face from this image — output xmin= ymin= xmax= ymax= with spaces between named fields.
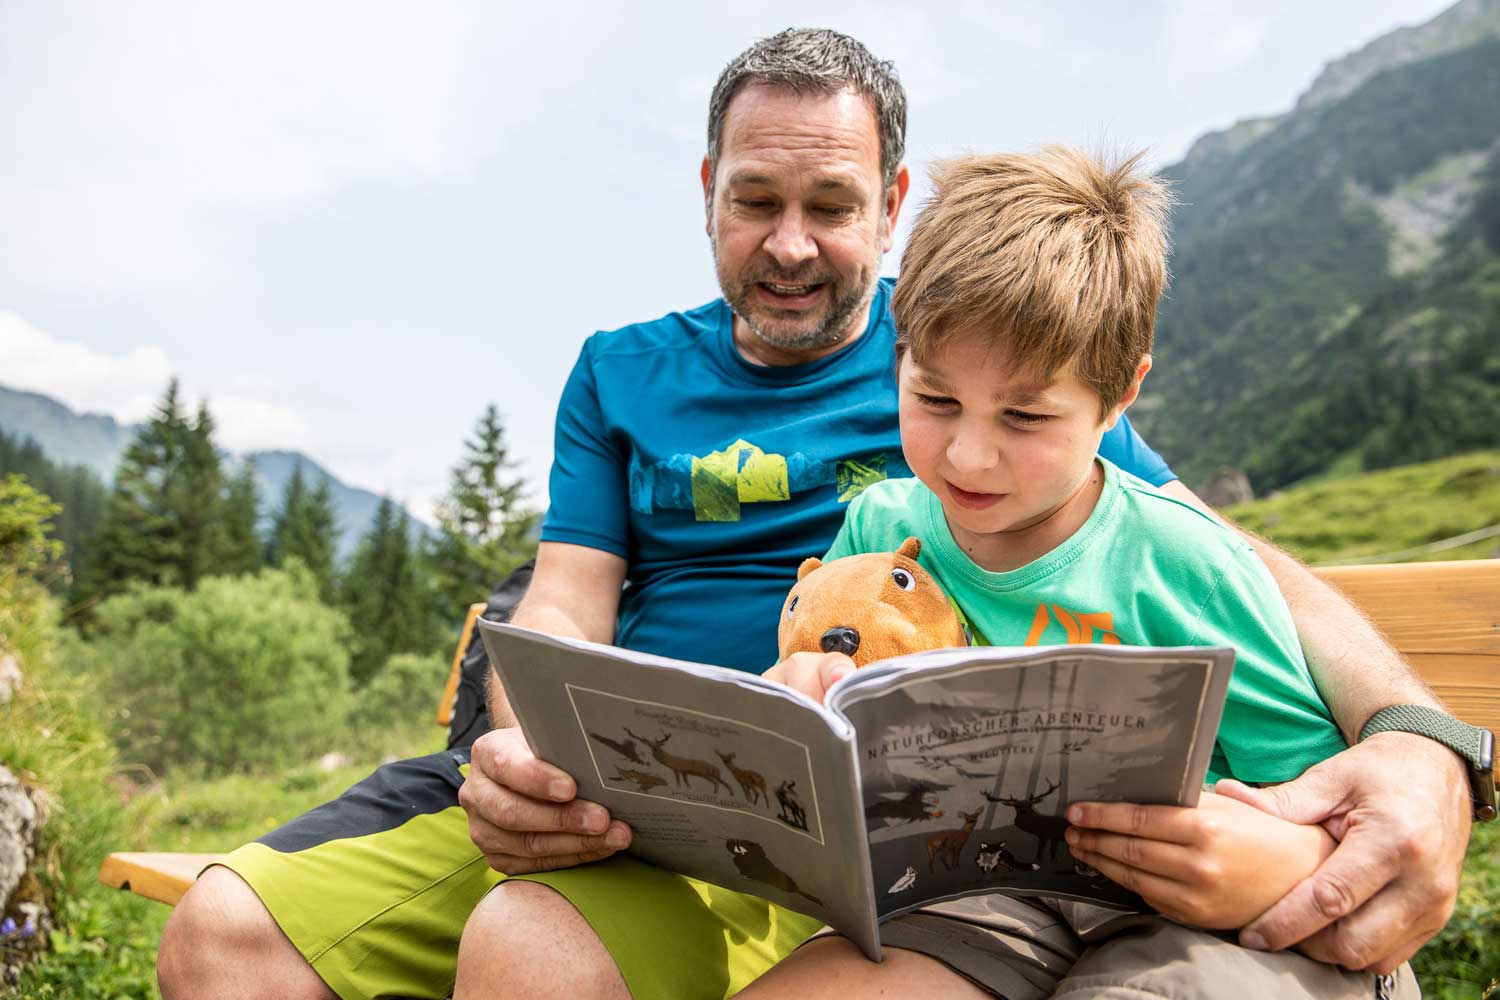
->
xmin=897 ymin=335 xmax=1148 ymax=560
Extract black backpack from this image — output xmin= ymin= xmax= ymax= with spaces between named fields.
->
xmin=445 ymin=559 xmax=535 ymax=751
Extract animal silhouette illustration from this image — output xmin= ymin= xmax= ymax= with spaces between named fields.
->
xmin=975 ymin=841 xmax=1038 ymax=875
xmin=887 ymin=866 xmax=918 ymax=893
xmin=588 ymin=730 xmax=646 ymax=765
xmin=927 ymin=808 xmax=981 ymax=873
xmin=952 ymin=763 xmax=999 ymax=781
xmin=715 ymin=750 xmax=768 ymax=806
xmin=624 ymin=728 xmax=731 ymax=795
xmin=608 ymin=766 xmax=667 ymax=793
xmin=726 ymin=839 xmax=822 ymax=906
xmin=775 ymin=780 xmax=808 ymax=830
xmin=983 ymin=779 xmax=1069 ymax=866
xmin=865 ymin=785 xmax=943 ymax=825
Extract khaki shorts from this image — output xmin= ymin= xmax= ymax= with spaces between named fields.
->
xmin=819 ymin=895 xmax=1418 ymax=1000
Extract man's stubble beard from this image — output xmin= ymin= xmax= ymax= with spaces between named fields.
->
xmin=711 ymin=231 xmax=885 ymax=354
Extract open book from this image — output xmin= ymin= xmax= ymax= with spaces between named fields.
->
xmin=478 ymin=621 xmax=1233 ymax=960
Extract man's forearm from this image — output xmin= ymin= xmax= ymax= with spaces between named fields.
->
xmin=484 ymin=599 xmax=597 ymax=728
xmin=1236 ymin=528 xmax=1443 ymax=743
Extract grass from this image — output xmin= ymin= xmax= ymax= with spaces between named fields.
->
xmin=1226 ymin=450 xmax=1500 ymax=566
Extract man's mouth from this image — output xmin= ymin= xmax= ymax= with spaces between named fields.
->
xmin=756 ymin=281 xmax=827 ymax=306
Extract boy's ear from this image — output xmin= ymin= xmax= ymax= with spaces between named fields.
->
xmin=1104 ymin=354 xmax=1152 ymax=430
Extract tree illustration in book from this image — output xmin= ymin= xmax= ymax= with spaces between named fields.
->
xmin=847 ymin=658 xmax=1205 ymax=913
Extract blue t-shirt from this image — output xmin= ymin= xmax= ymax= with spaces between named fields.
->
xmin=541 ymin=278 xmax=1174 ymax=671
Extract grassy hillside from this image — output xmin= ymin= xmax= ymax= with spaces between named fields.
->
xmin=1225 ymin=450 xmax=1500 ymax=565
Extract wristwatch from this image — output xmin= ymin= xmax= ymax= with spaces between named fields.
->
xmin=1360 ymin=705 xmax=1496 ymax=822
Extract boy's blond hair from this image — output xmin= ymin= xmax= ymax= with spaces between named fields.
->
xmin=892 ymin=147 xmax=1172 ymax=414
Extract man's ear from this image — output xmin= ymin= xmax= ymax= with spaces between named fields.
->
xmin=881 ymin=164 xmax=911 ymax=253
xmin=796 ymin=557 xmax=822 ymax=581
xmin=700 ymin=156 xmax=714 ymax=235
xmin=1104 ymin=354 xmax=1152 ymax=430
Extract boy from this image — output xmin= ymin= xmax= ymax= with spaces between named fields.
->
xmin=756 ymin=148 xmax=1417 ymax=999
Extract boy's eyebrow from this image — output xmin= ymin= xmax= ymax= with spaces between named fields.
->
xmin=994 ymin=385 xmax=1049 ymax=407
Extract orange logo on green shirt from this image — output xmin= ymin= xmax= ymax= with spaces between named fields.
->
xmin=1022 ymin=604 xmax=1122 ymax=646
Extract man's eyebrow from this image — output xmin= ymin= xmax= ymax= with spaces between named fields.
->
xmin=724 ymin=172 xmax=865 ymax=195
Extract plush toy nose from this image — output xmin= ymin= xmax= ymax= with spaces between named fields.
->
xmin=820 ymin=626 xmax=860 ymax=656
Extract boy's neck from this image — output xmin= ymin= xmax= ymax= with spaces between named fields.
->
xmin=944 ymin=459 xmax=1108 ymax=574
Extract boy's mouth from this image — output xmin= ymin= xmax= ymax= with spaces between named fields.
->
xmin=946 ymin=482 xmax=1005 ymax=511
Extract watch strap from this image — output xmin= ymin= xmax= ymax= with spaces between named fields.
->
xmin=1360 ymin=705 xmax=1496 ymax=822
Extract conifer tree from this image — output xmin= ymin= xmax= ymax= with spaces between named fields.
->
xmin=75 ymin=380 xmax=191 ymax=610
xmin=340 ymin=495 xmax=428 ymax=685
xmin=267 ymin=463 xmax=339 ymax=603
xmin=220 ymin=462 xmax=263 ymax=576
xmin=172 ymin=400 xmax=228 ymax=589
xmin=426 ymin=404 xmax=539 ymax=616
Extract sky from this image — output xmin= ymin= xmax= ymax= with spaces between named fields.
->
xmin=0 ymin=1 xmax=1456 ymax=522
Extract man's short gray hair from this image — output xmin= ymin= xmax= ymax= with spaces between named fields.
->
xmin=707 ymin=28 xmax=907 ymax=189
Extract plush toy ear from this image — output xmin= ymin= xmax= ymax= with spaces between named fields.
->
xmin=796 ymin=557 xmax=822 ymax=581
xmin=897 ymin=537 xmax=921 ymax=560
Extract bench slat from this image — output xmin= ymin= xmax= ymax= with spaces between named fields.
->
xmin=98 ymin=852 xmax=222 ymax=906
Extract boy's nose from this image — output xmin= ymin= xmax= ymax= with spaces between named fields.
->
xmin=946 ymin=425 xmax=999 ymax=472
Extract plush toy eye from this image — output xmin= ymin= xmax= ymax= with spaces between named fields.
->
xmin=891 ymin=569 xmax=915 ymax=591
xmin=786 ymin=595 xmax=799 ymax=617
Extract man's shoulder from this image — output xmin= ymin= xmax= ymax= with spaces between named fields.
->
xmin=586 ymin=297 xmax=727 ymax=359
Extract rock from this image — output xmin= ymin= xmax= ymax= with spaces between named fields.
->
xmin=1200 ymin=468 xmax=1255 ymax=509
xmin=0 ymin=654 xmax=21 ymax=705
xmin=318 ymin=752 xmax=349 ymax=772
xmin=0 ymin=766 xmax=38 ymax=907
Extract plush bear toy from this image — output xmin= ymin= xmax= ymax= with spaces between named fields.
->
xmin=777 ymin=537 xmax=968 ymax=668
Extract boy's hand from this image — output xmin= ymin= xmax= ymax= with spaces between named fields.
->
xmin=1066 ymin=790 xmax=1336 ymax=930
xmin=763 ymin=651 xmax=856 ymax=704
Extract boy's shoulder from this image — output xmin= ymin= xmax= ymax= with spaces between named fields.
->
xmin=1107 ymin=463 xmax=1262 ymax=576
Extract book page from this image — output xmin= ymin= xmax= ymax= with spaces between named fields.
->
xmin=478 ymin=621 xmax=883 ymax=958
xmin=829 ymin=645 xmax=1231 ymax=918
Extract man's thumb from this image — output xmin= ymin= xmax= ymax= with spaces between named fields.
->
xmin=1218 ymin=766 xmax=1344 ymax=826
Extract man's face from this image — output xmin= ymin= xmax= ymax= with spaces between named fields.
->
xmin=703 ymin=84 xmax=906 ymax=362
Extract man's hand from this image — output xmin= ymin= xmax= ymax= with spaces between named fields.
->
xmin=1214 ymin=732 xmax=1472 ymax=972
xmin=1065 ymin=791 xmax=1336 ymax=930
xmin=459 ymin=726 xmax=633 ymax=875
xmin=762 ymin=650 xmax=856 ymax=704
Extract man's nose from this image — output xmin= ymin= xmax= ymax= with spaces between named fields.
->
xmin=762 ymin=208 xmax=818 ymax=269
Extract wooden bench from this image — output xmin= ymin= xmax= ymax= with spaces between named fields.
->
xmin=99 ymin=562 xmax=1500 ymax=906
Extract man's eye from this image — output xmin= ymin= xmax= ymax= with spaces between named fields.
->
xmin=817 ymin=205 xmax=855 ymax=219
xmin=735 ymin=198 xmax=773 ymax=211
xmin=1006 ymin=410 xmax=1049 ymax=426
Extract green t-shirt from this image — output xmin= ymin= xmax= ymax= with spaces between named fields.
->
xmin=824 ymin=461 xmax=1347 ymax=784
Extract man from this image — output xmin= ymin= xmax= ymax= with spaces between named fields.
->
xmin=158 ymin=28 xmax=1474 ymax=1000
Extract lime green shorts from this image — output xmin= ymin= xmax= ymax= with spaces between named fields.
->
xmin=219 ymin=750 xmax=822 ymax=1000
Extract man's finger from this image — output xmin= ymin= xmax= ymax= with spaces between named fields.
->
xmin=476 ymin=821 xmax=631 ymax=863
xmin=1239 ymin=836 xmax=1399 ymax=953
xmin=474 ymin=728 xmax=577 ymax=802
xmin=483 ymin=845 xmax=622 ymax=876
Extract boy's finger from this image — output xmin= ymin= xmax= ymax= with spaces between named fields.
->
xmin=818 ymin=653 xmax=855 ymax=695
xmin=1066 ymin=845 xmax=1180 ymax=904
xmin=1064 ymin=827 xmax=1193 ymax=879
xmin=1066 ymin=801 xmax=1198 ymax=845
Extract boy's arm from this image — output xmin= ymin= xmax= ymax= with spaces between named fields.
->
xmin=460 ymin=541 xmax=634 ymax=875
xmin=1157 ymin=480 xmax=1471 ymax=972
xmin=1064 ymin=790 xmax=1336 ymax=931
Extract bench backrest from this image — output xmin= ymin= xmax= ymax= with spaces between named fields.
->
xmin=1312 ymin=559 xmax=1500 ymax=750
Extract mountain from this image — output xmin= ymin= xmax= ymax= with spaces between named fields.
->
xmin=0 ymin=383 xmax=435 ymax=561
xmin=1137 ymin=0 xmax=1500 ymax=493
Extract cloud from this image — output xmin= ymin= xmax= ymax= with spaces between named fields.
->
xmin=0 ymin=3 xmax=626 ymax=302
xmin=0 ymin=310 xmax=172 ymax=421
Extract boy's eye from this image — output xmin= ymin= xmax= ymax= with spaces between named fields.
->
xmin=1006 ymin=409 xmax=1049 ymax=426
xmin=914 ymin=393 xmax=957 ymax=410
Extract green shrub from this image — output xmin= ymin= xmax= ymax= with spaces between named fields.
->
xmin=84 ymin=561 xmax=354 ymax=776
xmin=351 ymin=651 xmax=450 ymax=755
